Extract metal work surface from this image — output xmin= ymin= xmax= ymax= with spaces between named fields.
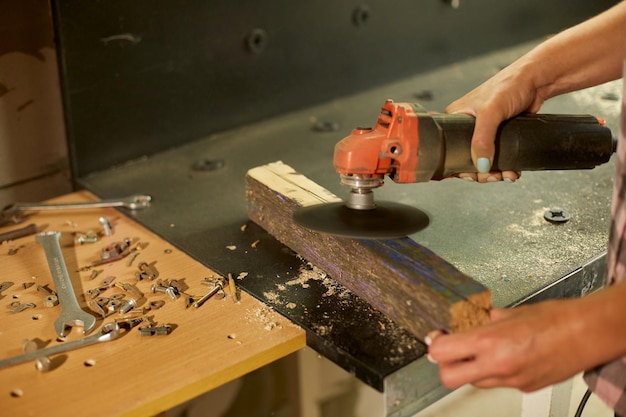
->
xmin=79 ymin=40 xmax=621 ymax=406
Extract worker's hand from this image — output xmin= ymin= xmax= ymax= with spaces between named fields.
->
xmin=426 ymin=300 xmax=588 ymax=392
xmin=445 ymin=62 xmax=546 ymax=183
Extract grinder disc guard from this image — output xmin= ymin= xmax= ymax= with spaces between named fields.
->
xmin=293 ymin=201 xmax=430 ymax=239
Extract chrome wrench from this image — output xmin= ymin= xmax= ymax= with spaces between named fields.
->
xmin=8 ymin=194 xmax=152 ymax=212
xmin=36 ymin=231 xmax=97 ymax=337
xmin=0 ymin=323 xmax=120 ymax=370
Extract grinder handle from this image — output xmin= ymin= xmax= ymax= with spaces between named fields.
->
xmin=425 ymin=113 xmax=616 ymax=180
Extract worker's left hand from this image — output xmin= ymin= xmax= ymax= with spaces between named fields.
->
xmin=426 ymin=299 xmax=588 ymax=392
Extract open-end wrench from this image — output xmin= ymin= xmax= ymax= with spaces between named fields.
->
xmin=36 ymin=231 xmax=97 ymax=337
xmin=0 ymin=323 xmax=120 ymax=370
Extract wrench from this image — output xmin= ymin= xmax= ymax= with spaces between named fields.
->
xmin=0 ymin=323 xmax=120 ymax=370
xmin=36 ymin=231 xmax=97 ymax=337
xmin=8 ymin=194 xmax=151 ymax=212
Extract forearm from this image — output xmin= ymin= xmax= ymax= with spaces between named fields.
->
xmin=572 ymin=280 xmax=626 ymax=370
xmin=523 ymin=1 xmax=626 ymax=100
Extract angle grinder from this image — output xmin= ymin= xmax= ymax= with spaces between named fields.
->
xmin=292 ymin=99 xmax=616 ymax=239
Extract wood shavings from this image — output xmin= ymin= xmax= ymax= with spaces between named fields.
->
xmin=226 ymin=245 xmax=237 ymax=251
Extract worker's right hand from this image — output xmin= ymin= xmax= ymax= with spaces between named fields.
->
xmin=445 ymin=62 xmax=546 ymax=183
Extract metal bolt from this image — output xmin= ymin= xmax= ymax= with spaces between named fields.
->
xmin=119 ymin=297 xmax=137 ymax=314
xmin=544 ymin=208 xmax=571 ymax=223
xmin=138 ymin=262 xmax=158 ymax=280
xmin=192 ymin=279 xmax=225 ymax=308
xmin=150 ymin=284 xmax=177 ymax=300
xmin=99 ymin=216 xmax=113 ymax=236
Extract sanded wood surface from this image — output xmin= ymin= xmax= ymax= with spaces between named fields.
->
xmin=246 ymin=161 xmax=491 ymax=340
xmin=0 ymin=191 xmax=304 ymax=417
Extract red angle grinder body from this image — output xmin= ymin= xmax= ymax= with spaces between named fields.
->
xmin=293 ymin=99 xmax=615 ymax=239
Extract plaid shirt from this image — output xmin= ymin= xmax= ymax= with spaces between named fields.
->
xmin=583 ymin=61 xmax=626 ymax=415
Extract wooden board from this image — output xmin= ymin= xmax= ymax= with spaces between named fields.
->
xmin=0 ymin=190 xmax=304 ymax=417
xmin=246 ymin=161 xmax=491 ymax=340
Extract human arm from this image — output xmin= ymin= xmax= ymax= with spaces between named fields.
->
xmin=427 ymin=280 xmax=626 ymax=392
xmin=447 ymin=1 xmax=626 ymax=182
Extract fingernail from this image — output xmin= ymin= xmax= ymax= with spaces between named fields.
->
xmin=486 ymin=175 xmax=499 ymax=183
xmin=503 ymin=177 xmax=514 ymax=183
xmin=427 ymin=354 xmax=438 ymax=364
xmin=477 ymin=157 xmax=491 ymax=173
xmin=461 ymin=176 xmax=475 ymax=183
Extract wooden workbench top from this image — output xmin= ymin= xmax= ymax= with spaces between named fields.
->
xmin=0 ymin=191 xmax=305 ymax=417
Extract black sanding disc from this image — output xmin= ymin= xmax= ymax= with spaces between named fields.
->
xmin=293 ymin=201 xmax=429 ymax=239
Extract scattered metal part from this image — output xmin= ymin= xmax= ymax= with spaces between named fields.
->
xmin=86 ymin=288 xmax=102 ymax=299
xmin=118 ymin=297 xmax=137 ymax=314
xmin=0 ymin=223 xmax=38 ymax=243
xmin=115 ymin=315 xmax=146 ymax=329
xmin=8 ymin=246 xmax=23 ymax=255
xmin=9 ymin=301 xmax=36 ymax=313
xmin=22 ymin=282 xmax=35 ymax=289
xmin=37 ymin=284 xmax=56 ymax=296
xmin=5 ymin=195 xmax=151 ymax=213
xmin=89 ymin=269 xmax=100 ymax=280
xmin=101 ymin=238 xmax=132 ymax=260
xmin=43 ymin=295 xmax=59 ymax=308
xmin=76 ymin=231 xmax=98 ymax=245
xmin=126 ymin=251 xmax=139 ymax=266
xmin=36 ymin=231 xmax=97 ymax=337
xmin=192 ymin=278 xmax=226 ymax=308
xmin=191 ymin=158 xmax=225 ymax=172
xmin=0 ymin=281 xmax=14 ymax=295
xmin=544 ymin=208 xmax=571 ymax=223
xmin=98 ymin=216 xmax=113 ymax=236
xmin=137 ymin=262 xmax=158 ymax=280
xmin=107 ymin=299 xmax=123 ymax=313
xmin=139 ymin=324 xmax=173 ymax=336
xmin=214 ymin=289 xmax=226 ymax=300
xmin=150 ymin=284 xmax=177 ymax=300
xmin=116 ymin=282 xmax=144 ymax=299
xmin=88 ymin=300 xmax=107 ymax=318
xmin=22 ymin=339 xmax=51 ymax=372
xmin=148 ymin=300 xmax=166 ymax=310
xmin=0 ymin=322 xmax=121 ymax=370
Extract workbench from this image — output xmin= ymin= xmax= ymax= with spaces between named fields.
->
xmin=0 ymin=191 xmax=304 ymax=417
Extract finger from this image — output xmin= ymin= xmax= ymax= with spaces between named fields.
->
xmin=437 ymin=356 xmax=492 ymax=389
xmin=428 ymin=333 xmax=483 ymax=363
xmin=501 ymin=170 xmax=520 ymax=183
xmin=471 ymin=112 xmax=502 ymax=173
xmin=489 ymin=308 xmax=512 ymax=322
xmin=457 ymin=173 xmax=477 ymax=182
xmin=477 ymin=171 xmax=502 ymax=183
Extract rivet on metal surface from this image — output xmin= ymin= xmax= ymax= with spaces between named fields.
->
xmin=544 ymin=208 xmax=571 ymax=223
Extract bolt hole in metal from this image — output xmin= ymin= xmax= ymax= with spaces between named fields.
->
xmin=245 ymin=28 xmax=269 ymax=54
xmin=191 ymin=158 xmax=225 ymax=172
xmin=352 ymin=4 xmax=370 ymax=27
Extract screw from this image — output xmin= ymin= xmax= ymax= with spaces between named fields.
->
xmin=192 ymin=279 xmax=226 ymax=308
xmin=151 ymin=284 xmax=177 ymax=300
xmin=99 ymin=216 xmax=113 ymax=236
xmin=544 ymin=208 xmax=571 ymax=223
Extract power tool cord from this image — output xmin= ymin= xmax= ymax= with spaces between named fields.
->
xmin=574 ymin=388 xmax=592 ymax=417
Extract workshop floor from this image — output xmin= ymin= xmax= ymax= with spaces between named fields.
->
xmin=168 ymin=349 xmax=614 ymax=417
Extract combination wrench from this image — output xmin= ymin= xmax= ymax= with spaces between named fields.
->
xmin=36 ymin=231 xmax=97 ymax=337
xmin=1 ymin=194 xmax=151 ymax=227
xmin=0 ymin=322 xmax=121 ymax=370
